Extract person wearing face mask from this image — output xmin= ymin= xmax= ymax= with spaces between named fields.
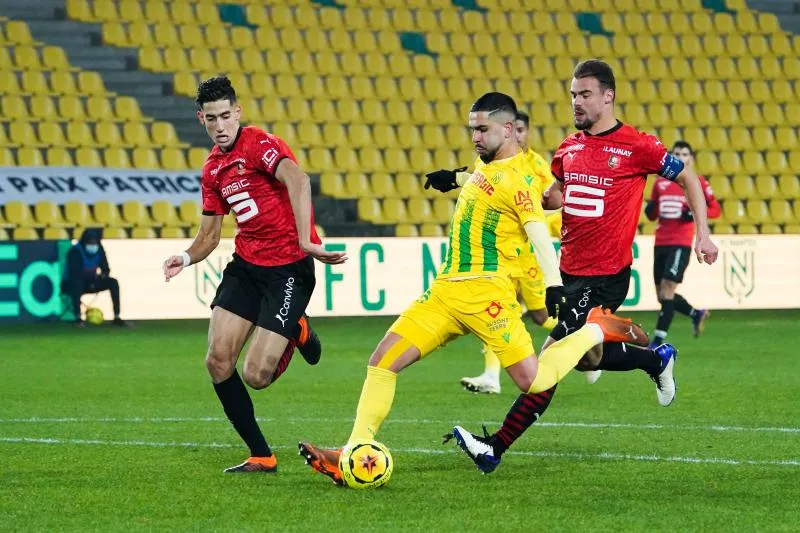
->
xmin=62 ymin=228 xmax=128 ymax=326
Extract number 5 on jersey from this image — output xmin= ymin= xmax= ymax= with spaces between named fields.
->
xmin=564 ymin=185 xmax=606 ymax=218
xmin=227 ymin=191 xmax=259 ymax=223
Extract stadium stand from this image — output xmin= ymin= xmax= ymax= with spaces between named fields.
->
xmin=0 ymin=0 xmax=798 ymax=239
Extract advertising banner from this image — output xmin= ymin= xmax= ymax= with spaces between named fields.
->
xmin=0 ymin=167 xmax=201 ymax=205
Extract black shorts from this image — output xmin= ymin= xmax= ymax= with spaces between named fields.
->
xmin=653 ymin=245 xmax=691 ymax=285
xmin=549 ymin=266 xmax=631 ymax=341
xmin=211 ymin=254 xmax=316 ymax=335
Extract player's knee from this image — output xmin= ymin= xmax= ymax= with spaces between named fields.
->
xmin=205 ymin=347 xmax=235 ymax=381
xmin=242 ymin=367 xmax=271 ymax=390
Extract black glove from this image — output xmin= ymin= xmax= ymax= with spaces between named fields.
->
xmin=644 ymin=200 xmax=657 ymax=220
xmin=681 ymin=206 xmax=694 ymax=222
xmin=424 ymin=166 xmax=467 ymax=193
xmin=545 ymin=285 xmax=566 ymax=319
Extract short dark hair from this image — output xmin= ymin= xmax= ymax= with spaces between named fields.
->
xmin=573 ymin=59 xmax=616 ymax=93
xmin=515 ymin=111 xmax=530 ymax=127
xmin=470 ymin=92 xmax=517 ymax=119
xmin=196 ymin=75 xmax=237 ymax=109
xmin=672 ymin=140 xmax=694 ymax=154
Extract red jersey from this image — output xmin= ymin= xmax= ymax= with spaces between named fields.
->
xmin=648 ymin=175 xmax=721 ymax=247
xmin=552 ymin=122 xmax=684 ymax=276
xmin=201 ymin=126 xmax=321 ymax=267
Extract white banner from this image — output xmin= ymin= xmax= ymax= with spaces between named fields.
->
xmin=89 ymin=235 xmax=800 ymax=320
xmin=0 ymin=167 xmax=201 ymax=205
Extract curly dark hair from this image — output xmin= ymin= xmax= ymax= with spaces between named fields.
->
xmin=196 ymin=75 xmax=237 ymax=109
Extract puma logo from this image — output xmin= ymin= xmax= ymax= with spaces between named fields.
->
xmin=626 ymin=325 xmax=638 ymax=340
xmin=571 ymin=308 xmax=584 ymax=321
xmin=562 ymin=322 xmax=575 ymax=335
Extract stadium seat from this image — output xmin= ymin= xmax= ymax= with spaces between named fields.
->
xmin=769 ymin=200 xmax=794 ymax=224
xmin=93 ymin=201 xmax=125 ymax=227
xmin=64 ymin=201 xmax=94 ymax=226
xmin=160 ymin=226 xmax=186 ymax=238
xmin=178 ymin=200 xmax=200 ymax=226
xmin=760 ymin=223 xmax=782 ymax=235
xmin=131 ymin=227 xmax=157 ymax=239
xmin=4 ymin=201 xmax=38 ymax=227
xmin=777 ymin=175 xmax=800 ymax=200
xmin=395 ymin=223 xmax=419 ymax=237
xmin=43 ymin=227 xmax=70 ymax=240
xmin=102 ymin=226 xmax=129 ymax=239
xmin=122 ymin=201 xmax=156 ymax=227
xmin=357 ymin=197 xmax=381 ymax=223
xmin=151 ymin=200 xmax=179 ymax=226
xmin=754 ymin=175 xmax=778 ymax=199
xmin=420 ymin=223 xmax=444 ymax=237
xmin=13 ymin=227 xmax=40 ymax=240
xmin=745 ymin=200 xmax=769 ymax=224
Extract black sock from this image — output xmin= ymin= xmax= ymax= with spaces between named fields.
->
xmin=598 ymin=343 xmax=662 ymax=374
xmin=492 ymin=386 xmax=557 ymax=457
xmin=673 ymin=294 xmax=696 ymax=318
xmin=653 ymin=298 xmax=676 ymax=345
xmin=213 ymin=370 xmax=271 ymax=457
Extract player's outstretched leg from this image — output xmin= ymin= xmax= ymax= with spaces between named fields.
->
xmin=295 ymin=314 xmax=322 ymax=365
xmin=691 ymin=308 xmax=710 ymax=338
xmin=298 ymin=442 xmax=343 ymax=485
xmin=650 ymin=343 xmax=678 ymax=406
xmin=448 ymin=307 xmax=647 ymax=473
xmin=460 ymin=346 xmax=501 ymax=394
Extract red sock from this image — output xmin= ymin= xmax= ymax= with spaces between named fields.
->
xmin=494 ymin=385 xmax=557 ymax=455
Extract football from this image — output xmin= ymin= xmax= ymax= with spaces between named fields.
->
xmin=85 ymin=307 xmax=104 ymax=325
xmin=339 ymin=440 xmax=393 ymax=490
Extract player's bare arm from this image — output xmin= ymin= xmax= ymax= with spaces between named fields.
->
xmin=524 ymin=220 xmax=564 ymax=317
xmin=274 ymin=158 xmax=347 ymax=265
xmin=542 ymin=179 xmax=563 ymax=210
xmin=163 ymin=214 xmax=223 ymax=281
xmin=676 ymin=166 xmax=719 ymax=265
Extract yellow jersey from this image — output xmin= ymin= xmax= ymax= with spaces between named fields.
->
xmin=439 ymin=151 xmax=545 ymax=280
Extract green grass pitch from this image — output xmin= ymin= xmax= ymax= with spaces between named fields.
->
xmin=1 ymin=310 xmax=798 ymax=532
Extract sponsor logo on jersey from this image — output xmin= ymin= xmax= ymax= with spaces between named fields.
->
xmin=563 ymin=173 xmax=614 ymax=187
xmin=221 ymin=179 xmax=250 ymax=197
xmin=602 ymin=146 xmax=633 ymax=157
xmin=210 ymin=164 xmax=221 ymax=176
xmin=514 ymin=190 xmax=534 ymax=211
xmin=274 ymin=277 xmax=296 ymax=327
xmin=262 ymin=147 xmax=279 ymax=169
xmin=565 ymin=143 xmax=585 ymax=152
xmin=488 ymin=317 xmax=508 ymax=332
xmin=471 ymin=173 xmax=495 ymax=196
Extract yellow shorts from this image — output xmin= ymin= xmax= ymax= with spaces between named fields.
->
xmin=390 ymin=276 xmax=534 ymax=368
xmin=515 ymin=253 xmax=546 ymax=311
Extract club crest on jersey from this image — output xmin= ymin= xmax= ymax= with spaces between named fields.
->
xmin=608 ymin=155 xmax=620 ymax=169
xmin=237 ymin=162 xmax=245 ymax=175
xmin=514 ymin=190 xmax=534 ymax=211
xmin=486 ymin=301 xmax=503 ymax=318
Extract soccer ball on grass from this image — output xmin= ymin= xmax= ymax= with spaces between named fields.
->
xmin=339 ymin=440 xmax=393 ymax=490
xmin=85 ymin=307 xmax=104 ymax=325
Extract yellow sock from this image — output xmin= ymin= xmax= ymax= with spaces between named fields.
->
xmin=542 ymin=316 xmax=558 ymax=331
xmin=529 ymin=324 xmax=603 ymax=393
xmin=348 ymin=366 xmax=397 ymax=444
xmin=483 ymin=345 xmax=501 ymax=377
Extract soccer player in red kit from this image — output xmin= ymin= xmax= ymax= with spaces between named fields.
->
xmin=162 ymin=76 xmax=346 ymax=473
xmin=450 ymin=60 xmax=719 ymax=474
xmin=646 ymin=141 xmax=721 ymax=347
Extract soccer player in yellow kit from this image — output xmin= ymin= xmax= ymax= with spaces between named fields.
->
xmin=298 ymin=93 xmax=647 ymax=486
xmin=430 ymin=111 xmax=562 ymax=394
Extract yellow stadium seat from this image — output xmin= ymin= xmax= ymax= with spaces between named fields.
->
xmin=130 ymin=227 xmax=156 ymax=239
xmin=708 ymin=176 xmax=731 ymax=200
xmin=381 ymin=198 xmax=408 ymax=223
xmin=777 ymin=174 xmax=799 ymax=199
xmin=307 ymin=147 xmax=333 ymax=171
xmin=396 ymin=173 xmax=423 ymax=197
xmin=160 ymin=148 xmax=188 ymax=170
xmin=759 ymin=224 xmax=781 ymax=234
xmin=719 ymin=151 xmax=742 ymax=174
xmin=357 ymin=197 xmax=381 ymax=223
xmin=75 ymin=147 xmax=101 ymax=167
xmin=765 ymin=151 xmax=787 ymax=174
xmin=5 ymin=201 xmax=38 ymax=226
xmin=772 ymin=80 xmax=793 ymax=103
xmin=432 ymin=198 xmax=454 ymax=224
xmin=739 ymin=103 xmax=763 ymax=125
xmin=320 ymin=172 xmax=345 ymax=198
xmin=370 ymin=173 xmax=396 ymax=198
xmin=153 ymin=22 xmax=178 ymax=47
xmin=762 ymin=103 xmax=785 ymax=125
xmin=78 ymin=72 xmax=106 ymax=96
xmin=18 ymin=147 xmax=44 ymax=166
xmin=735 ymin=224 xmax=758 ymax=235
xmin=696 ymin=152 xmax=719 ymax=174
xmin=133 ymin=148 xmax=159 ymax=169
xmin=123 ymin=123 xmax=152 ymax=147
xmin=395 ymin=223 xmax=419 ymax=237
xmin=63 ymin=201 xmax=94 ymax=226
xmin=345 ymin=172 xmax=371 ymax=197
xmin=722 ymin=200 xmax=745 ymax=223
xmin=103 ymin=148 xmax=131 ymax=168
xmin=57 ymin=95 xmax=84 ymax=120
xmin=760 ymin=57 xmax=782 ymax=80
xmin=13 ymin=227 xmax=39 ymax=240
xmin=726 ymin=81 xmax=749 ymax=103
xmin=742 ymin=152 xmax=765 ymax=174
xmin=745 ymin=200 xmax=769 ymax=224
xmin=150 ymin=201 xmax=179 ymax=226
xmin=21 ymin=71 xmax=49 ymax=95
xmin=121 ymin=201 xmax=156 ymax=227
xmin=9 ymin=122 xmax=38 ymax=146
xmin=754 ymin=175 xmax=777 ymax=199
xmin=187 ymin=147 xmax=207 ymax=169
xmin=42 ymin=226 xmax=69 ymax=239
xmin=30 ymin=95 xmax=58 ymax=120
xmin=34 ymin=200 xmax=68 ymax=227
xmin=94 ymin=122 xmax=124 ymax=148
xmin=769 ymin=200 xmax=794 ymax=224
xmin=420 ymin=223 xmax=444 ymax=237
xmin=151 ymin=122 xmax=182 ymax=147
xmin=66 ymin=0 xmax=92 ymax=21
xmin=2 ymin=95 xmax=27 ymax=120
xmin=786 ymin=224 xmax=800 ymax=234
xmin=731 ymin=175 xmax=754 ymax=198
xmin=87 ymin=96 xmax=113 ymax=121
xmin=178 ymin=201 xmax=199 ymax=226
xmin=46 ymin=148 xmax=74 ymax=166
xmin=159 ymin=226 xmax=185 ymax=238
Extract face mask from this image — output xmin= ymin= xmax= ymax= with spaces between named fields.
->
xmin=85 ymin=244 xmax=100 ymax=255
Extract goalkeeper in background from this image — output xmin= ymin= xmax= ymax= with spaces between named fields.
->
xmin=425 ymin=111 xmax=562 ymax=394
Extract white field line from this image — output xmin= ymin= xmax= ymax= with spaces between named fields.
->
xmin=0 ymin=436 xmax=798 ymax=468
xmin=0 ymin=416 xmax=798 ymax=434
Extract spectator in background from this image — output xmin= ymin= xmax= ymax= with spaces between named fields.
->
xmin=62 ymin=228 xmax=129 ymax=326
